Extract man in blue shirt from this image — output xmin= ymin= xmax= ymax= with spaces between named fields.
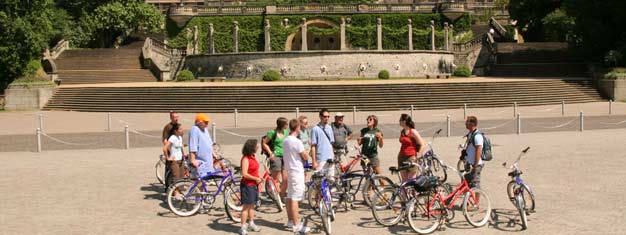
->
xmin=311 ymin=108 xmax=335 ymax=171
xmin=189 ymin=113 xmax=216 ymax=176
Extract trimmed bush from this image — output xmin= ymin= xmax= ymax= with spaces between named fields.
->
xmin=176 ymin=70 xmax=195 ymax=81
xmin=453 ymin=66 xmax=472 ymax=77
xmin=378 ymin=70 xmax=390 ymax=79
xmin=262 ymin=70 xmax=281 ymax=81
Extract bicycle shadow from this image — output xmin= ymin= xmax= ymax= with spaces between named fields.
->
xmin=140 ymin=183 xmax=168 ymax=210
xmin=207 ymin=216 xmax=240 ymax=233
xmin=488 ymin=208 xmax=526 ymax=232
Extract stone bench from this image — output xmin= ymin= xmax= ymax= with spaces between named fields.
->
xmin=425 ymin=73 xmax=451 ymax=79
xmin=198 ymin=77 xmax=226 ymax=82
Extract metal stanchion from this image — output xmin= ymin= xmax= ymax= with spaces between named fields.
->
xmin=561 ymin=100 xmax=565 ymax=116
xmin=463 ymin=103 xmax=467 ymax=120
xmin=580 ymin=111 xmax=584 ymax=132
xmin=609 ymin=100 xmax=613 ymax=115
xmin=516 ymin=113 xmax=521 ymax=135
xmin=38 ymin=114 xmax=44 ymax=132
xmin=234 ymin=109 xmax=238 ymax=128
xmin=36 ymin=128 xmax=42 ymax=152
xmin=296 ymin=107 xmax=300 ymax=118
xmin=212 ymin=122 xmax=217 ymax=142
xmin=446 ymin=115 xmax=451 ymax=137
xmin=353 ymin=106 xmax=356 ymax=124
xmin=410 ymin=105 xmax=414 ymax=118
xmin=107 ymin=113 xmax=111 ymax=132
xmin=513 ymin=102 xmax=517 ymax=117
xmin=124 ymin=125 xmax=130 ymax=149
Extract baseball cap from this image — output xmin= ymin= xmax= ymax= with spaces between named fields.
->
xmin=335 ymin=112 xmax=345 ymax=117
xmin=195 ymin=113 xmax=210 ymax=123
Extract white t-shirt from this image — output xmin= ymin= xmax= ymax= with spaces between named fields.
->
xmin=283 ymin=135 xmax=306 ymax=173
xmin=465 ymin=132 xmax=483 ymax=166
xmin=168 ymin=135 xmax=184 ymax=161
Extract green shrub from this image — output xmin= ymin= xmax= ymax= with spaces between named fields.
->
xmin=23 ymin=60 xmax=43 ymax=78
xmin=176 ymin=70 xmax=195 ymax=81
xmin=453 ymin=66 xmax=472 ymax=77
xmin=378 ymin=70 xmax=390 ymax=79
xmin=262 ymin=70 xmax=281 ymax=81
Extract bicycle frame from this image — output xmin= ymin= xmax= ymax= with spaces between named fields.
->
xmin=259 ymin=157 xmax=280 ymax=194
xmin=185 ymin=168 xmax=236 ymax=201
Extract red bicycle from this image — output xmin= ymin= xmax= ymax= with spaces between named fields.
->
xmin=255 ymin=156 xmax=283 ymax=212
xmin=405 ymin=165 xmax=492 ymax=234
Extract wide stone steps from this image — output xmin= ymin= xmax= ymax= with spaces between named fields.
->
xmin=57 ymin=70 xmax=156 ymax=85
xmin=43 ymin=80 xmax=603 ymax=112
xmin=489 ymin=63 xmax=588 ymax=77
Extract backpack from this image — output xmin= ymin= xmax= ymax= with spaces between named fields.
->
xmin=468 ymin=130 xmax=493 ymax=161
xmin=261 ymin=129 xmax=278 ymax=157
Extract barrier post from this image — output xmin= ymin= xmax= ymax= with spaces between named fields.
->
xmin=107 ymin=113 xmax=111 ymax=132
xmin=296 ymin=107 xmax=300 ymax=118
xmin=446 ymin=115 xmax=451 ymax=137
xmin=410 ymin=105 xmax=414 ymax=118
xmin=39 ymin=114 xmax=44 ymax=132
xmin=513 ymin=102 xmax=517 ymax=117
xmin=234 ymin=109 xmax=238 ymax=128
xmin=463 ymin=103 xmax=467 ymax=120
xmin=516 ymin=113 xmax=521 ymax=135
xmin=353 ymin=106 xmax=356 ymax=124
xmin=609 ymin=100 xmax=613 ymax=115
xmin=579 ymin=111 xmax=584 ymax=132
xmin=212 ymin=122 xmax=217 ymax=142
xmin=561 ymin=100 xmax=565 ymax=116
xmin=36 ymin=128 xmax=42 ymax=152
xmin=124 ymin=125 xmax=130 ymax=149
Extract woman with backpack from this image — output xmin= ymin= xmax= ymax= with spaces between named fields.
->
xmin=397 ymin=113 xmax=426 ymax=182
xmin=262 ymin=117 xmax=290 ymax=198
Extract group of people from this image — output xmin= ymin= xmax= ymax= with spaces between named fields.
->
xmin=160 ymin=109 xmax=486 ymax=235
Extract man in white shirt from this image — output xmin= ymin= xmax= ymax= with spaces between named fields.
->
xmin=282 ymin=119 xmax=310 ymax=234
xmin=464 ymin=116 xmax=483 ymax=190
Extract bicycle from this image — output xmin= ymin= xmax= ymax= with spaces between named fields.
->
xmin=421 ymin=129 xmax=448 ymax=183
xmin=155 ymin=154 xmax=167 ymax=185
xmin=503 ymin=147 xmax=535 ymax=230
xmin=256 ymin=155 xmax=283 ymax=212
xmin=405 ymin=165 xmax=492 ymax=234
xmin=310 ymin=159 xmax=340 ymax=235
xmin=165 ymin=162 xmax=243 ymax=222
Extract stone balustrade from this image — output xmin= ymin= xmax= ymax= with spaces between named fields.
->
xmin=142 ymin=37 xmax=186 ymax=81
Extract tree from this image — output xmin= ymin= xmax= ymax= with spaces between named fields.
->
xmin=508 ymin=0 xmax=561 ymax=41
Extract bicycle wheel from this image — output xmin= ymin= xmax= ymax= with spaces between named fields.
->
xmin=224 ymin=184 xmax=243 ymax=223
xmin=307 ymin=185 xmax=319 ymax=211
xmin=167 ymin=180 xmax=202 ymax=217
xmin=407 ymin=195 xmax=444 ymax=234
xmin=506 ymin=180 xmax=516 ymax=206
xmin=362 ymin=175 xmax=394 ymax=207
xmin=265 ymin=179 xmax=283 ymax=212
xmin=521 ymin=184 xmax=535 ymax=213
xmin=462 ymin=188 xmax=492 ymax=227
xmin=516 ymin=193 xmax=528 ymax=230
xmin=319 ymin=198 xmax=332 ymax=235
xmin=371 ymin=187 xmax=404 ymax=227
xmin=155 ymin=158 xmax=165 ymax=184
xmin=430 ymin=158 xmax=448 ymax=183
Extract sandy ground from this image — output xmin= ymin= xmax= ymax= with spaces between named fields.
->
xmin=1 ymin=129 xmax=625 ymax=234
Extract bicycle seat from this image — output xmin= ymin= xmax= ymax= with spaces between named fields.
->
xmin=234 ymin=166 xmax=241 ymax=172
xmin=389 ymin=166 xmax=399 ymax=172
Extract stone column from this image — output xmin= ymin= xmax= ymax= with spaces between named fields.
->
xmin=444 ymin=22 xmax=449 ymax=51
xmin=208 ymin=23 xmax=215 ymax=54
xmin=408 ymin=19 xmax=413 ymax=51
xmin=377 ymin=18 xmax=382 ymax=51
xmin=264 ymin=19 xmax=271 ymax=52
xmin=430 ymin=20 xmax=436 ymax=51
xmin=193 ymin=25 xmax=199 ymax=55
xmin=301 ymin=18 xmax=307 ymax=51
xmin=185 ymin=28 xmax=193 ymax=55
xmin=449 ymin=24 xmax=454 ymax=50
xmin=233 ymin=21 xmax=239 ymax=53
xmin=340 ymin=17 xmax=347 ymax=51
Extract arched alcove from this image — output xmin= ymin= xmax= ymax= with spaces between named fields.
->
xmin=285 ymin=18 xmax=343 ymax=51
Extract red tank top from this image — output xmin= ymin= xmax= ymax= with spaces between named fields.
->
xmin=241 ymin=155 xmax=259 ymax=186
xmin=399 ymin=129 xmax=417 ymax=157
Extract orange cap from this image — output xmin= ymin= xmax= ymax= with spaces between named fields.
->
xmin=195 ymin=113 xmax=210 ymax=123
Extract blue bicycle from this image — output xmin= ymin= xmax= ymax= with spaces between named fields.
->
xmin=166 ymin=161 xmax=242 ymax=222
xmin=503 ymin=147 xmax=536 ymax=230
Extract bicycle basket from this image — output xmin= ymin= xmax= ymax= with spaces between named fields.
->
xmin=413 ymin=175 xmax=440 ymax=192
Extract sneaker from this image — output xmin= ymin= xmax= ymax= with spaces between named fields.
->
xmin=286 ymin=220 xmax=294 ymax=229
xmin=248 ymin=223 xmax=261 ymax=232
xmin=239 ymin=227 xmax=248 ymax=235
xmin=293 ymin=224 xmax=311 ymax=234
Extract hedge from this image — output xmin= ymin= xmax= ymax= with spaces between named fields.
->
xmin=167 ymin=13 xmax=471 ymax=53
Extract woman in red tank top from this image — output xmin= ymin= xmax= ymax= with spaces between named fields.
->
xmin=240 ymin=139 xmax=263 ymax=234
xmin=398 ymin=114 xmax=426 ymax=182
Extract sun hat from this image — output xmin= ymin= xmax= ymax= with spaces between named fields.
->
xmin=335 ymin=112 xmax=345 ymax=117
xmin=195 ymin=113 xmax=210 ymax=123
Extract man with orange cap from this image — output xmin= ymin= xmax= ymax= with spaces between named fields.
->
xmin=188 ymin=113 xmax=216 ymax=176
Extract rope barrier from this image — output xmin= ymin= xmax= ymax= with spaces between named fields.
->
xmin=129 ymin=129 xmax=161 ymax=139
xmin=217 ymin=128 xmax=264 ymax=138
xmin=481 ymin=118 xmax=517 ymax=131
xmin=41 ymin=132 xmax=108 ymax=146
xmin=600 ymin=119 xmax=626 ymax=125
xmin=525 ymin=118 xmax=578 ymax=129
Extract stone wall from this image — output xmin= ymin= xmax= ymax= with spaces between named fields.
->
xmin=4 ymin=84 xmax=56 ymax=110
xmin=185 ymin=51 xmax=454 ymax=79
xmin=596 ymin=78 xmax=626 ymax=101
xmin=454 ymin=44 xmax=494 ymax=76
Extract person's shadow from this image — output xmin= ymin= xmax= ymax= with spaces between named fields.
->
xmin=140 ymin=183 xmax=169 ymax=210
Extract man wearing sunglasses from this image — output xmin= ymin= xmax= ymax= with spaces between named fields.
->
xmin=310 ymin=108 xmax=335 ymax=171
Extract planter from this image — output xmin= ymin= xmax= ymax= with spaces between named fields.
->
xmin=596 ymin=76 xmax=626 ymax=101
xmin=3 ymin=83 xmax=56 ymax=110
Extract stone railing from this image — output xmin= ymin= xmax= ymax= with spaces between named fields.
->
xmin=489 ymin=16 xmax=507 ymax=37
xmin=142 ymin=38 xmax=186 ymax=81
xmin=453 ymin=33 xmax=487 ymax=52
xmin=168 ymin=2 xmax=498 ymax=16
xmin=49 ymin=39 xmax=69 ymax=60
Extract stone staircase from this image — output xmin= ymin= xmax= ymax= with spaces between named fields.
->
xmin=43 ymin=79 xmax=603 ymax=112
xmin=489 ymin=42 xmax=588 ymax=77
xmin=55 ymin=42 xmax=156 ymax=84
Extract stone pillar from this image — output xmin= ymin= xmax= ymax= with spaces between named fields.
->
xmin=340 ymin=17 xmax=347 ymax=51
xmin=444 ymin=22 xmax=449 ymax=51
xmin=377 ymin=18 xmax=382 ymax=51
xmin=208 ymin=23 xmax=215 ymax=54
xmin=233 ymin=21 xmax=239 ymax=53
xmin=430 ymin=20 xmax=436 ymax=51
xmin=449 ymin=24 xmax=454 ymax=50
xmin=185 ymin=28 xmax=193 ymax=55
xmin=408 ymin=19 xmax=413 ymax=51
xmin=264 ymin=19 xmax=271 ymax=52
xmin=301 ymin=18 xmax=307 ymax=52
xmin=193 ymin=25 xmax=199 ymax=55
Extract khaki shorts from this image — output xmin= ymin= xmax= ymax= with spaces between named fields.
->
xmin=397 ymin=154 xmax=419 ymax=173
